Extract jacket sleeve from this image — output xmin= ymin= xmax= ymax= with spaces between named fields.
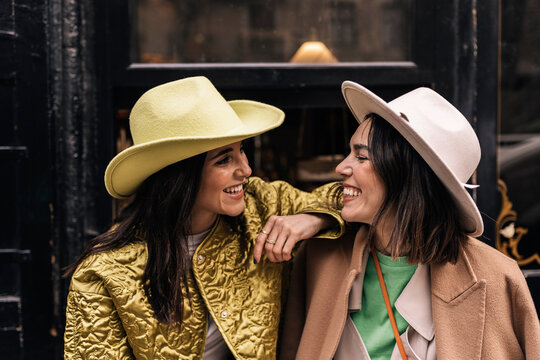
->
xmin=64 ymin=285 xmax=134 ymax=359
xmin=511 ymin=273 xmax=540 ymax=358
xmin=246 ymin=177 xmax=345 ymax=239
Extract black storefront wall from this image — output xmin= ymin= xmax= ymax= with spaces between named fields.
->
xmin=0 ymin=0 xmax=52 ymax=358
xmin=0 ymin=0 xmax=111 ymax=359
xmin=3 ymin=0 xmax=535 ymax=359
xmin=47 ymin=0 xmax=114 ymax=358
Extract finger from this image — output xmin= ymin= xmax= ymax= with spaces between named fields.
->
xmin=271 ymin=231 xmax=289 ymax=262
xmin=253 ymin=217 xmax=276 ymax=264
xmin=281 ymin=236 xmax=297 ymax=261
xmin=253 ymin=230 xmax=269 ymax=264
xmin=264 ymin=216 xmax=283 ymax=262
xmin=271 ymin=219 xmax=293 ymax=262
xmin=265 ymin=240 xmax=277 ymax=262
xmin=264 ymin=228 xmax=279 ymax=262
xmin=280 ymin=221 xmax=301 ymax=261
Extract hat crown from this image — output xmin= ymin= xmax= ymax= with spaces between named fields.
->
xmin=129 ymin=76 xmax=243 ymax=144
xmin=388 ymin=88 xmax=481 ymax=183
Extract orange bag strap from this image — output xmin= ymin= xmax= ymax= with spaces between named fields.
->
xmin=370 ymin=247 xmax=408 ymax=360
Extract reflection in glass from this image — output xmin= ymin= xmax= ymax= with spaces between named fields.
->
xmin=499 ymin=0 xmax=540 ymax=269
xmin=134 ymin=0 xmax=411 ymax=63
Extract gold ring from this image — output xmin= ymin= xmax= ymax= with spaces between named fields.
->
xmin=266 ymin=238 xmax=276 ymax=245
xmin=261 ymin=229 xmax=269 ymax=235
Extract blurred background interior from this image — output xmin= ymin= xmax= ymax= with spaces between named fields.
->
xmin=0 ymin=0 xmax=538 ymax=359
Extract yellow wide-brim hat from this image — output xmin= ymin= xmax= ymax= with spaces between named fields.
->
xmin=105 ymin=76 xmax=284 ymax=199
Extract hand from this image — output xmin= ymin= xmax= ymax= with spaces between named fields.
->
xmin=253 ymin=214 xmax=331 ymax=263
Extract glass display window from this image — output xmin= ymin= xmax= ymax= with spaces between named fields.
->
xmin=134 ymin=0 xmax=412 ymax=64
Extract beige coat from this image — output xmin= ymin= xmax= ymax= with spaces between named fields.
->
xmin=280 ymin=226 xmax=540 ymax=360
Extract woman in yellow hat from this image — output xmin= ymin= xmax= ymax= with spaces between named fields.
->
xmin=63 ymin=76 xmax=344 ymax=359
xmin=281 ymin=81 xmax=539 ymax=360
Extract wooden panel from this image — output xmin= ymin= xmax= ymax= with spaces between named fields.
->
xmin=0 ymin=36 xmax=15 ymax=79
xmin=0 ymin=0 xmax=14 ymax=79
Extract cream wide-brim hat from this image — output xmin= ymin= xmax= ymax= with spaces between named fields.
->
xmin=341 ymin=81 xmax=484 ymax=236
xmin=105 ymin=76 xmax=284 ymax=199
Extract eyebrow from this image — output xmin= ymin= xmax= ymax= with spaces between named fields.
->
xmin=209 ymin=148 xmax=233 ymax=160
xmin=353 ymin=144 xmax=370 ymax=151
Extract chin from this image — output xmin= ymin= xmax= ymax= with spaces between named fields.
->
xmin=341 ymin=211 xmax=365 ymax=224
xmin=230 ymin=210 xmax=244 ymax=217
xmin=341 ymin=209 xmax=355 ymax=222
xmin=225 ymin=205 xmax=245 ymax=217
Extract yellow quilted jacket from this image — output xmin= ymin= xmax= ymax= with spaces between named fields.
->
xmin=64 ymin=177 xmax=344 ymax=360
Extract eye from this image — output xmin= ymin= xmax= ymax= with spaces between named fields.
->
xmin=356 ymin=155 xmax=369 ymax=162
xmin=215 ymin=155 xmax=231 ymax=165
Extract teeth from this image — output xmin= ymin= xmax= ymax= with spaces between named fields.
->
xmin=224 ymin=184 xmax=243 ymax=194
xmin=343 ymin=187 xmax=360 ymax=197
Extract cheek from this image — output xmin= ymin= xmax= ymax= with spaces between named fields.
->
xmin=198 ymin=174 xmax=226 ymax=208
xmin=370 ymin=179 xmax=386 ymax=209
xmin=195 ymin=187 xmax=216 ymax=211
xmin=203 ymin=169 xmax=228 ymax=191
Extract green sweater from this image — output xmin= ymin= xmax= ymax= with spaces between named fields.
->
xmin=351 ymin=250 xmax=417 ymax=359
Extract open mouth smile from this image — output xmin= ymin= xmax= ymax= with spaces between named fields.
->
xmin=343 ymin=185 xmax=361 ymax=201
xmin=223 ymin=184 xmax=244 ymax=199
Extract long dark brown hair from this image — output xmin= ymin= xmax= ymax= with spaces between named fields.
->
xmin=335 ymin=113 xmax=467 ymax=264
xmin=63 ymin=152 xmax=207 ymax=325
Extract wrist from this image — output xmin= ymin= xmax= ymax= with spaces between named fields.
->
xmin=310 ymin=213 xmax=332 ymax=232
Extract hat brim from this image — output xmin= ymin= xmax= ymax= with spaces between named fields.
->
xmin=342 ymin=81 xmax=483 ymax=236
xmin=105 ymin=100 xmax=284 ymax=199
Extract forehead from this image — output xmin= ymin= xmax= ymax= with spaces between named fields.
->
xmin=206 ymin=141 xmax=241 ymax=156
xmin=204 ymin=142 xmax=244 ymax=165
xmin=351 ymin=119 xmax=372 ymax=144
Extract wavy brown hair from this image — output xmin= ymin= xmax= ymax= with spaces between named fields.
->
xmin=63 ymin=152 xmax=207 ymax=325
xmin=334 ymin=113 xmax=468 ymax=264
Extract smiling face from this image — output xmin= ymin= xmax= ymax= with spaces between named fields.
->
xmin=335 ymin=120 xmax=387 ymax=224
xmin=190 ymin=141 xmax=252 ymax=233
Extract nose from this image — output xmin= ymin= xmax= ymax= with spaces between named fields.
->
xmin=336 ymin=156 xmax=352 ymax=177
xmin=236 ymin=155 xmax=252 ymax=178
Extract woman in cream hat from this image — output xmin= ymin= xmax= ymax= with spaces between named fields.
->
xmin=63 ymin=76 xmax=344 ymax=359
xmin=281 ymin=81 xmax=540 ymax=360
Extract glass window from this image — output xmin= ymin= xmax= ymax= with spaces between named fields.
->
xmin=134 ymin=0 xmax=412 ymax=63
xmin=499 ymin=0 xmax=540 ymax=269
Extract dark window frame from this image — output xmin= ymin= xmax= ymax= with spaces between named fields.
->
xmin=109 ymin=0 xmax=435 ymax=101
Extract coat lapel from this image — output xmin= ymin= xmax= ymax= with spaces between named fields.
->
xmin=296 ymin=227 xmax=369 ymax=360
xmin=430 ymin=246 xmax=486 ymax=360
